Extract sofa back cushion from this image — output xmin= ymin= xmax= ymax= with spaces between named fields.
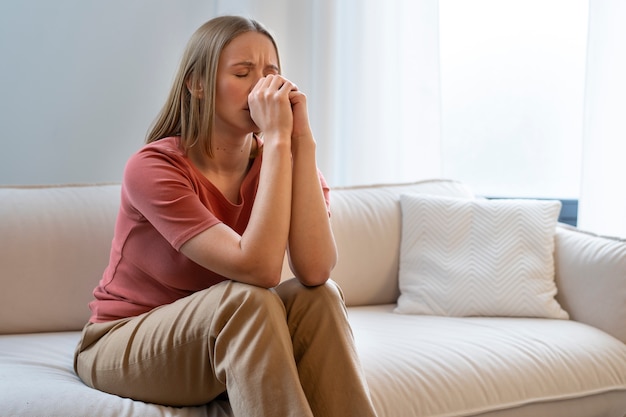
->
xmin=0 ymin=179 xmax=474 ymax=334
xmin=0 ymin=184 xmax=121 ymax=334
xmin=306 ymin=180 xmax=475 ymax=306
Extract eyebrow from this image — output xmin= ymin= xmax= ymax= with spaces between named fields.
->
xmin=231 ymin=61 xmax=279 ymax=72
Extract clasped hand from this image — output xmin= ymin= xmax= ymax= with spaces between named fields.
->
xmin=248 ymin=74 xmax=311 ymax=144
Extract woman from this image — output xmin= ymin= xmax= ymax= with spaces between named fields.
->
xmin=74 ymin=15 xmax=378 ymax=417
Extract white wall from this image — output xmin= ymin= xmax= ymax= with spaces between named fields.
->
xmin=0 ymin=1 xmax=215 ymax=185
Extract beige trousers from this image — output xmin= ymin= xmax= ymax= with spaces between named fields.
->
xmin=74 ymin=278 xmax=378 ymax=417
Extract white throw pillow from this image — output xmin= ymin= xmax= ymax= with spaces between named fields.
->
xmin=395 ymin=194 xmax=569 ymax=319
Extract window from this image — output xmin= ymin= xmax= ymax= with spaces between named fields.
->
xmin=439 ymin=0 xmax=589 ymax=199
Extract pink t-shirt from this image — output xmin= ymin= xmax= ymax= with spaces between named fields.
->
xmin=89 ymin=136 xmax=330 ymax=323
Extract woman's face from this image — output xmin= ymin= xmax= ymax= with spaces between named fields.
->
xmin=214 ymin=31 xmax=279 ymax=137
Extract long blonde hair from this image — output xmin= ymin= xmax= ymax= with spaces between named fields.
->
xmin=146 ymin=16 xmax=280 ymax=157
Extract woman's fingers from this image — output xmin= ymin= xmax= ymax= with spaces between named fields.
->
xmin=248 ymin=75 xmax=297 ymax=136
xmin=252 ymin=74 xmax=297 ymax=96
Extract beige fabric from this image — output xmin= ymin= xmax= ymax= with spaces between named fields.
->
xmin=2 ymin=179 xmax=626 ymax=417
xmin=318 ymin=179 xmax=475 ymax=306
xmin=350 ymin=304 xmax=626 ymax=417
xmin=554 ymin=224 xmax=626 ymax=343
xmin=1 ymin=180 xmax=472 ymax=334
xmin=4 ymin=307 xmax=626 ymax=417
xmin=75 ymin=279 xmax=376 ymax=417
xmin=2 ymin=180 xmax=623 ymax=332
xmin=0 ymin=184 xmax=120 ymax=334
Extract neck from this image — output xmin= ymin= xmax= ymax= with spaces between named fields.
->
xmin=189 ymin=133 xmax=256 ymax=177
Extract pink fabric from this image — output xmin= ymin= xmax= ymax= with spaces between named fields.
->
xmin=89 ymin=137 xmax=329 ymax=323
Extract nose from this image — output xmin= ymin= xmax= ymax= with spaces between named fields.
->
xmin=249 ymin=69 xmax=266 ymax=92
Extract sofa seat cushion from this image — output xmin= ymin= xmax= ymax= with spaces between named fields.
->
xmin=350 ymin=304 xmax=626 ymax=417
xmin=0 ymin=332 xmax=230 ymax=417
xmin=3 ymin=311 xmax=626 ymax=417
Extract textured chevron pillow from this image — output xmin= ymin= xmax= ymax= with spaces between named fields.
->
xmin=395 ymin=194 xmax=569 ymax=318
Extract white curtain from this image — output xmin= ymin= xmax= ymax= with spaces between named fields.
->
xmin=326 ymin=0 xmax=442 ymax=186
xmin=578 ymin=0 xmax=626 ymax=237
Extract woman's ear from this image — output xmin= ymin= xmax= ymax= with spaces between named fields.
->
xmin=186 ymin=77 xmax=204 ymax=98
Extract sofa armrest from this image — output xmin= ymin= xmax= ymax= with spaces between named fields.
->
xmin=554 ymin=224 xmax=626 ymax=343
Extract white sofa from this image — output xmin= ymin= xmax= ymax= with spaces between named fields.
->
xmin=1 ymin=179 xmax=626 ymax=417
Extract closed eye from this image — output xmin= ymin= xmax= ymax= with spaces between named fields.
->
xmin=264 ymin=67 xmax=280 ymax=76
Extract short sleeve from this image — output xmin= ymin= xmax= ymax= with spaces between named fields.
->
xmin=122 ymin=141 xmax=222 ymax=251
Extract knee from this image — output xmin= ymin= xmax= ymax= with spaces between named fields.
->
xmin=276 ymin=278 xmax=346 ymax=312
xmin=222 ymin=281 xmax=286 ymax=319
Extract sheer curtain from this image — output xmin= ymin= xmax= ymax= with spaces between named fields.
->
xmin=327 ymin=0 xmax=442 ymax=186
xmin=578 ymin=0 xmax=626 ymax=237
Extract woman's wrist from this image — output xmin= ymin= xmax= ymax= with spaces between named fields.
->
xmin=291 ymin=132 xmax=316 ymax=157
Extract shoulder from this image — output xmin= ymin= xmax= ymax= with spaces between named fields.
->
xmin=133 ymin=136 xmax=184 ymax=163
xmin=122 ymin=137 xmax=199 ymax=201
xmin=125 ymin=137 xmax=189 ymax=179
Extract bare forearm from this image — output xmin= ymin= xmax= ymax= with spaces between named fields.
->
xmin=288 ymin=138 xmax=337 ymax=286
xmin=239 ymin=141 xmax=293 ymax=285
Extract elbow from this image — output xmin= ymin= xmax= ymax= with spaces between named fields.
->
xmin=298 ymin=272 xmax=330 ymax=287
xmin=290 ymin=249 xmax=337 ymax=287
xmin=293 ymin=259 xmax=336 ymax=287
xmin=255 ymin=271 xmax=283 ymax=289
xmin=240 ymin=259 xmax=284 ymax=289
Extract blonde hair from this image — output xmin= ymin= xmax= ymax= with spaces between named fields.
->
xmin=146 ymin=16 xmax=280 ymax=157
